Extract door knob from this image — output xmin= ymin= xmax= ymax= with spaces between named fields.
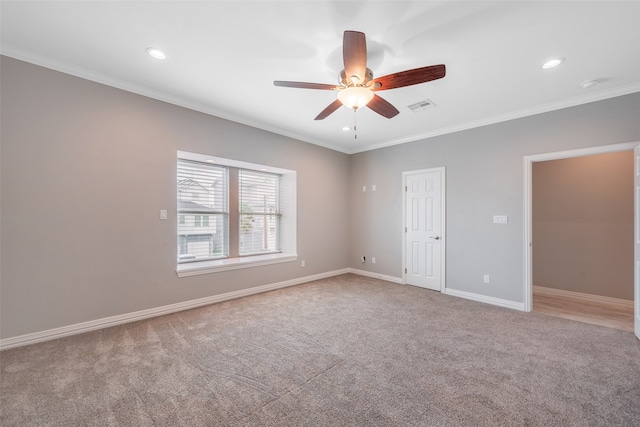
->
xmin=430 ymin=236 xmax=441 ymax=240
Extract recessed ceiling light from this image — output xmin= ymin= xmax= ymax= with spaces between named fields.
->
xmin=342 ymin=126 xmax=350 ymax=131
xmin=145 ymin=47 xmax=166 ymax=60
xmin=581 ymin=79 xmax=599 ymax=89
xmin=541 ymin=57 xmax=565 ymax=69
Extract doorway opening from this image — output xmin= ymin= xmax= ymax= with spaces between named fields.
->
xmin=523 ymin=142 xmax=639 ymax=337
xmin=531 ymin=152 xmax=633 ymax=331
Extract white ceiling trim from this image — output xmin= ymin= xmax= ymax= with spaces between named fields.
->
xmin=353 ymin=82 xmax=640 ymax=154
xmin=0 ymin=44 xmax=341 ymax=152
xmin=3 ymin=44 xmax=639 ymax=156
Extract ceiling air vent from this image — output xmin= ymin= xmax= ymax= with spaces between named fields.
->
xmin=407 ymin=99 xmax=436 ymax=112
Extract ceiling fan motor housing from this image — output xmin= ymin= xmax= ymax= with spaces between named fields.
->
xmin=340 ymin=68 xmax=374 ymax=87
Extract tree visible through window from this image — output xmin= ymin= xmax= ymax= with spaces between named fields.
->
xmin=239 ymin=169 xmax=281 ymax=255
xmin=177 ymin=157 xmax=283 ymax=264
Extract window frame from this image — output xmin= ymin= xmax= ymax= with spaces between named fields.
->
xmin=176 ymin=150 xmax=297 ymax=277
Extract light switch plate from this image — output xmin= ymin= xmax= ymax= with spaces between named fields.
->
xmin=160 ymin=210 xmax=168 ymax=220
xmin=493 ymin=215 xmax=508 ymax=224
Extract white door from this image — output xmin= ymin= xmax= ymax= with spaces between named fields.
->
xmin=404 ymin=168 xmax=445 ymax=291
xmin=635 ymin=145 xmax=640 ymax=340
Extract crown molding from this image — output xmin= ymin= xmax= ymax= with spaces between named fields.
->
xmin=349 ymin=82 xmax=640 ymax=154
xmin=3 ymin=45 xmax=639 ymax=156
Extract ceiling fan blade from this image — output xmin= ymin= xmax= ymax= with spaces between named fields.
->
xmin=372 ymin=64 xmax=446 ymax=91
xmin=367 ymin=94 xmax=399 ymax=119
xmin=314 ymin=99 xmax=343 ymax=120
xmin=343 ymin=31 xmax=367 ymax=83
xmin=274 ymin=81 xmax=338 ymax=90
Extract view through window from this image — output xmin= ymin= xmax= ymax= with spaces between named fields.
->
xmin=177 ymin=156 xmax=283 ymax=264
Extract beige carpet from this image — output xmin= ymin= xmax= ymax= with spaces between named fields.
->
xmin=1 ymin=274 xmax=639 ymax=426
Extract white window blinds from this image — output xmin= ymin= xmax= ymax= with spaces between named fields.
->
xmin=239 ymin=169 xmax=281 ymax=255
xmin=177 ymin=159 xmax=228 ymax=262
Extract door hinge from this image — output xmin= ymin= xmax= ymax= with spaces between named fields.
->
xmin=405 ymin=268 xmax=407 ymax=274
xmin=405 ymin=227 xmax=407 ymax=232
xmin=405 ymin=185 xmax=407 ymax=191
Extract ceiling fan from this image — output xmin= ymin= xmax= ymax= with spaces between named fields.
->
xmin=274 ymin=30 xmax=446 ymax=121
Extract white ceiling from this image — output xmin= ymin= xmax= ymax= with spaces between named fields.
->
xmin=2 ymin=1 xmax=639 ymax=154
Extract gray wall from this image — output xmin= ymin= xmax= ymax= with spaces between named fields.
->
xmin=532 ymin=152 xmax=634 ymax=300
xmin=349 ymin=93 xmax=640 ymax=303
xmin=0 ymin=56 xmax=351 ymax=339
xmin=2 ymin=54 xmax=640 ymax=340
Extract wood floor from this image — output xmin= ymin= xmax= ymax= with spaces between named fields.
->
xmin=533 ymin=286 xmax=634 ymax=333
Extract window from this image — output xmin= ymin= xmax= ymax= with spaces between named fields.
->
xmin=176 ymin=151 xmax=297 ymax=277
xmin=239 ymin=169 xmax=280 ymax=255
xmin=177 ymin=159 xmax=228 ymax=262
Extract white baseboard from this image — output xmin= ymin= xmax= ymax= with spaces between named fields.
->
xmin=533 ymin=286 xmax=633 ymax=308
xmin=348 ymin=270 xmax=525 ymax=312
xmin=0 ymin=268 xmax=351 ymax=351
xmin=347 ymin=268 xmax=404 ymax=284
xmin=444 ymin=288 xmax=525 ymax=311
xmin=0 ymin=269 xmax=528 ymax=351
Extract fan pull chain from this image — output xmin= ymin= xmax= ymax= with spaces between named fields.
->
xmin=353 ymin=108 xmax=358 ymax=140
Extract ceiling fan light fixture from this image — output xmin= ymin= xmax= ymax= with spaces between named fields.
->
xmin=337 ymin=86 xmax=374 ymax=109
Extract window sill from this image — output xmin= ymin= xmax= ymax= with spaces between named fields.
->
xmin=176 ymin=253 xmax=297 ymax=278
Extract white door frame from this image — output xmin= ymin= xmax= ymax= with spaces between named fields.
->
xmin=523 ymin=141 xmax=639 ymax=313
xmin=402 ymin=167 xmax=446 ymax=291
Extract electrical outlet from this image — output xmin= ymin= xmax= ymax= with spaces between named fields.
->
xmin=301 ymin=260 xmax=305 ymax=267
xmin=372 ymin=257 xmax=376 ymax=264
xmin=483 ymin=274 xmax=490 ymax=284
xmin=361 ymin=256 xmax=366 ymax=263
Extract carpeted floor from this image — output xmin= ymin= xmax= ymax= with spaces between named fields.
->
xmin=1 ymin=273 xmax=639 ymax=426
